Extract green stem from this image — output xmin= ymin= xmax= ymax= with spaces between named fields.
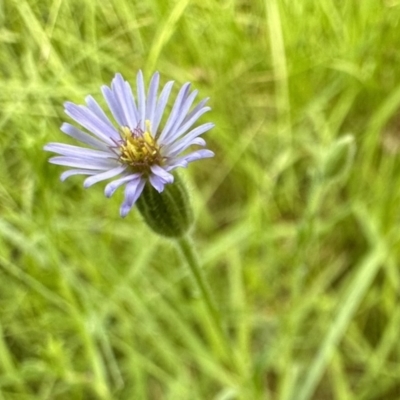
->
xmin=176 ymin=235 xmax=222 ymax=337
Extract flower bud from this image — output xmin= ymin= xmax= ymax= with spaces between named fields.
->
xmin=136 ymin=174 xmax=193 ymax=238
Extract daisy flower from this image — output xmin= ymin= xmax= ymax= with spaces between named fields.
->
xmin=44 ymin=71 xmax=214 ymax=217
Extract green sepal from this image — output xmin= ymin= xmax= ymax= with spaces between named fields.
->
xmin=136 ymin=174 xmax=193 ymax=238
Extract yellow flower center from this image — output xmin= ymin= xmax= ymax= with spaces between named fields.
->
xmin=118 ymin=121 xmax=162 ymax=172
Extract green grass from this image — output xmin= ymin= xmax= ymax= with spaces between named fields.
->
xmin=1 ymin=0 xmax=400 ymax=398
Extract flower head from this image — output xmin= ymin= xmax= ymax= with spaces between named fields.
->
xmin=44 ymin=71 xmax=214 ymax=217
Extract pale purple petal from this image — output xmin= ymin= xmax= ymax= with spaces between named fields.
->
xmin=64 ymin=102 xmax=119 ymax=143
xmin=60 ymin=123 xmax=109 ymax=151
xmin=181 ymin=149 xmax=215 ymax=163
xmin=149 ymin=174 xmax=166 ymax=192
xmin=164 ymin=123 xmax=215 ymax=157
xmin=101 ymin=86 xmax=125 ymax=126
xmin=161 ymin=105 xmax=211 ymax=146
xmin=191 ymin=137 xmax=206 ymax=146
xmin=159 ymin=83 xmax=190 ymax=141
xmin=123 ymin=80 xmax=139 ymax=127
xmin=136 ymin=70 xmax=146 ymax=131
xmin=150 ymin=164 xmax=174 ymax=184
xmin=85 ymin=95 xmax=115 ymax=129
xmin=146 ymin=72 xmax=159 ymax=125
xmin=49 ymin=156 xmax=119 ymax=170
xmin=158 ymin=89 xmax=198 ymax=144
xmin=183 ymin=98 xmax=209 ymax=123
xmin=152 ymin=81 xmax=174 ymax=135
xmin=104 ymin=173 xmax=142 ymax=197
xmin=111 ymin=73 xmax=137 ymax=128
xmin=164 ymin=160 xmax=188 ymax=171
xmin=111 ymin=74 xmax=129 ymax=118
xmin=60 ymin=169 xmax=97 ymax=181
xmin=165 ymin=149 xmax=214 ymax=171
xmin=120 ymin=178 xmax=146 ymax=217
xmin=148 ymin=165 xmax=174 ymax=192
xmin=44 ymin=143 xmax=113 ymax=159
xmin=83 ymin=165 xmax=127 ymax=188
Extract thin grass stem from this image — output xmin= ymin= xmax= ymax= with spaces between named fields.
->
xmin=176 ymin=235 xmax=221 ymax=332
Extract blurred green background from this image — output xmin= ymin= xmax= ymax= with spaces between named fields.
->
xmin=1 ymin=0 xmax=400 ymax=399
